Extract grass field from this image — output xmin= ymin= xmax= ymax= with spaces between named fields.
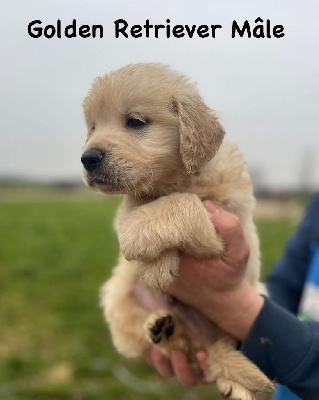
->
xmin=0 ymin=187 xmax=299 ymax=400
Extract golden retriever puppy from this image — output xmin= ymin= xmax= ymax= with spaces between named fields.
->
xmin=81 ymin=63 xmax=274 ymax=400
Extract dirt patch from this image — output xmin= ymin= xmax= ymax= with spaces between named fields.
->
xmin=254 ymin=199 xmax=303 ymax=221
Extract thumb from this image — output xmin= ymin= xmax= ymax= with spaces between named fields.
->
xmin=203 ymin=201 xmax=249 ymax=262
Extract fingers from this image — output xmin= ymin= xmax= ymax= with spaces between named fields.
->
xmin=196 ymin=350 xmax=208 ymax=373
xmin=146 ymin=347 xmax=174 ymax=378
xmin=145 ymin=348 xmax=153 ymax=366
xmin=170 ymin=349 xmax=203 ymax=386
xmin=203 ymin=201 xmax=250 ymax=263
xmin=203 ymin=201 xmax=241 ymax=240
xmin=146 ymin=347 xmax=204 ymax=386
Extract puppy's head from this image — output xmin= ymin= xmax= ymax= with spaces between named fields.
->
xmin=82 ymin=63 xmax=225 ymax=197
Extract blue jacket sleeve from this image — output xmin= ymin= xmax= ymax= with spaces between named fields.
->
xmin=241 ymin=194 xmax=319 ymax=399
xmin=267 ymin=194 xmax=319 ymax=313
xmin=241 ymin=297 xmax=319 ymax=400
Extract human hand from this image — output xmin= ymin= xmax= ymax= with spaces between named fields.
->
xmin=168 ymin=201 xmax=264 ymax=342
xmin=145 ymin=347 xmax=208 ymax=386
xmin=168 ymin=201 xmax=249 ymax=307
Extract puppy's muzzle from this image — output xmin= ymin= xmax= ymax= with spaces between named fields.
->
xmin=81 ymin=148 xmax=105 ymax=172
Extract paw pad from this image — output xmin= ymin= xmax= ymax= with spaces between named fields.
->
xmin=149 ymin=315 xmax=174 ymax=344
xmin=221 ymin=387 xmax=232 ymax=398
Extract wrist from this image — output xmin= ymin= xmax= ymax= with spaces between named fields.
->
xmin=205 ymin=281 xmax=264 ymax=342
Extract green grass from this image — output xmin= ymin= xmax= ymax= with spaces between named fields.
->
xmin=0 ymin=193 xmax=298 ymax=399
xmin=258 ymin=218 xmax=297 ymax=280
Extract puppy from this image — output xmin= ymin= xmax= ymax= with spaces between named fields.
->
xmin=81 ymin=63 xmax=274 ymax=400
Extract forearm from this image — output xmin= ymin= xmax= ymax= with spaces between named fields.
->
xmin=203 ymin=280 xmax=264 ymax=342
xmin=206 ymin=288 xmax=319 ymax=398
xmin=240 ymin=297 xmax=319 ymax=398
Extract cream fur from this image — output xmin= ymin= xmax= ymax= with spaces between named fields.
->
xmin=82 ymin=63 xmax=274 ymax=400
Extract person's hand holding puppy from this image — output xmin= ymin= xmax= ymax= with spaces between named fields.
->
xmin=146 ymin=201 xmax=264 ymax=385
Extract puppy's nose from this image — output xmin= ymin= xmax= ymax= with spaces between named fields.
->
xmin=81 ymin=148 xmax=105 ymax=172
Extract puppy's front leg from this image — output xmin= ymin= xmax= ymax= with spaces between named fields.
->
xmin=119 ymin=193 xmax=224 ymax=289
xmin=136 ymin=249 xmax=180 ymax=290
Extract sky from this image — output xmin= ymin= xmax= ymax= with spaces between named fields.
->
xmin=0 ymin=0 xmax=318 ymax=190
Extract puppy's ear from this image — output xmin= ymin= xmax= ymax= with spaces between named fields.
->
xmin=174 ymin=97 xmax=225 ymax=174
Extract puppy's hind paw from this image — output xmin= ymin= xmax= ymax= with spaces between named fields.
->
xmin=145 ymin=311 xmax=175 ymax=345
xmin=216 ymin=378 xmax=256 ymax=400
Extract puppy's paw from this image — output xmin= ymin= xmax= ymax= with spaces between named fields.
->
xmin=216 ymin=378 xmax=256 ymax=400
xmin=145 ymin=311 xmax=175 ymax=345
xmin=183 ymin=226 xmax=224 ymax=260
xmin=205 ymin=337 xmax=274 ymax=395
xmin=138 ymin=249 xmax=179 ymax=290
xmin=119 ymin=222 xmax=166 ymax=262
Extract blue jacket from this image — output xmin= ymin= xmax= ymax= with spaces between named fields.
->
xmin=241 ymin=193 xmax=319 ymax=400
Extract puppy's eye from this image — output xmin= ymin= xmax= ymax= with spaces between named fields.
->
xmin=127 ymin=118 xmax=147 ymax=129
xmin=90 ymin=124 xmax=95 ymax=132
